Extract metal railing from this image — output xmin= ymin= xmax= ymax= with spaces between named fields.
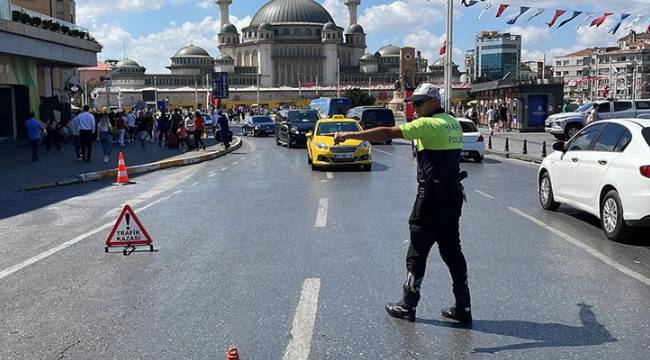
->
xmin=10 ymin=4 xmax=88 ymax=33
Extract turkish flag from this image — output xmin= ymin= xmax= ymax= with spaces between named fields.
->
xmin=591 ymin=13 xmax=613 ymax=27
xmin=546 ymin=10 xmax=566 ymax=27
xmin=439 ymin=41 xmax=447 ymax=55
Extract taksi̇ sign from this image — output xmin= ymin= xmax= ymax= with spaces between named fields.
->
xmin=212 ymin=72 xmax=229 ymax=99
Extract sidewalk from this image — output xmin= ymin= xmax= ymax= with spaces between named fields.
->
xmin=0 ymin=135 xmax=238 ymax=193
xmin=478 ymin=127 xmax=558 ymax=164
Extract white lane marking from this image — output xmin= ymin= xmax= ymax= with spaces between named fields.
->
xmin=320 ymin=180 xmax=328 ymax=183
xmin=209 ymin=173 xmax=217 ymax=178
xmin=232 ymin=161 xmax=240 ymax=165
xmin=241 ymin=156 xmax=247 ymax=160
xmin=172 ymin=190 xmax=183 ymax=195
xmin=509 ymin=207 xmax=650 ymax=286
xmin=282 ymin=278 xmax=321 ymax=360
xmin=326 ymin=172 xmax=334 ymax=179
xmin=0 ymin=196 xmax=171 ymax=281
xmin=474 ymin=189 xmax=495 ymax=200
xmin=374 ymin=149 xmax=394 ymax=156
xmin=221 ymin=167 xmax=229 ymax=171
xmin=192 ymin=181 xmax=199 ymax=186
xmin=315 ymin=198 xmax=328 ymax=228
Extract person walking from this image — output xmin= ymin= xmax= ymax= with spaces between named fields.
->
xmin=170 ymin=108 xmax=182 ymax=134
xmin=216 ymin=110 xmax=231 ymax=150
xmin=25 ymin=112 xmax=44 ymax=162
xmin=97 ymin=113 xmax=112 ymax=163
xmin=587 ymin=103 xmax=599 ymax=124
xmin=75 ymin=105 xmax=96 ymax=162
xmin=499 ymin=103 xmax=508 ymax=132
xmin=69 ymin=113 xmax=82 ymax=160
xmin=116 ymin=112 xmax=127 ymax=147
xmin=177 ymin=122 xmax=189 ymax=151
xmin=486 ymin=106 xmax=495 ymax=135
xmin=127 ymin=110 xmax=137 ymax=143
xmin=44 ymin=106 xmax=63 ymax=153
xmin=136 ymin=112 xmax=149 ymax=149
xmin=157 ymin=111 xmax=170 ymax=147
xmin=193 ymin=111 xmax=206 ymax=151
xmin=333 ymin=83 xmax=472 ymax=325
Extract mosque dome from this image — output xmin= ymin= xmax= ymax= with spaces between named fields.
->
xmin=250 ymin=0 xmax=335 ymax=26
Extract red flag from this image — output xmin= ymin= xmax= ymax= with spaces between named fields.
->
xmin=496 ymin=4 xmax=509 ymax=18
xmin=439 ymin=41 xmax=447 ymax=55
xmin=591 ymin=13 xmax=613 ymax=27
xmin=546 ymin=10 xmax=566 ymax=27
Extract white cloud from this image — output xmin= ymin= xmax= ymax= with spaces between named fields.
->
xmin=504 ymin=25 xmax=552 ymax=47
xmin=320 ymin=0 xmax=348 ymax=27
xmin=359 ymin=0 xmax=445 ymax=32
xmin=196 ymin=1 xmax=212 ymax=9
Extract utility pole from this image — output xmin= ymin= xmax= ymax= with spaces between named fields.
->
xmin=444 ymin=0 xmax=453 ymax=111
xmin=337 ymin=57 xmax=341 ymax=98
xmin=368 ymin=76 xmax=371 ymax=96
xmin=298 ymin=72 xmax=302 ymax=97
xmin=316 ymin=76 xmax=319 ymax=97
xmin=256 ymin=73 xmax=260 ymax=105
xmin=194 ymin=75 xmax=198 ymax=110
xmin=154 ymin=75 xmax=158 ymax=108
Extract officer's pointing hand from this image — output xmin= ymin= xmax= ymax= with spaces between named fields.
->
xmin=334 ymin=132 xmax=346 ymax=144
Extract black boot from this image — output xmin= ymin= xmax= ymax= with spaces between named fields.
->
xmin=386 ymin=273 xmax=422 ymax=322
xmin=441 ymin=288 xmax=472 ymax=325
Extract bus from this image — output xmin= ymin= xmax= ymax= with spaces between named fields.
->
xmin=309 ymin=97 xmax=352 ymax=118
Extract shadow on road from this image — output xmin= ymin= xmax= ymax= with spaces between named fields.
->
xmin=559 ymin=208 xmax=650 ymax=247
xmin=417 ymin=303 xmax=616 ymax=354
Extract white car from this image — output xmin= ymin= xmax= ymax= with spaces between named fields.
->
xmin=538 ymin=119 xmax=650 ymax=241
xmin=458 ymin=118 xmax=485 ymax=163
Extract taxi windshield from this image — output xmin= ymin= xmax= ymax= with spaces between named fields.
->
xmin=317 ymin=122 xmax=361 ymax=135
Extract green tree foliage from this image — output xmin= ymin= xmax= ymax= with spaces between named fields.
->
xmin=344 ymin=88 xmax=376 ymax=108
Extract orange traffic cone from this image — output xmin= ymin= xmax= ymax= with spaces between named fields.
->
xmin=113 ymin=152 xmax=135 ymax=185
xmin=226 ymin=346 xmax=239 ymax=360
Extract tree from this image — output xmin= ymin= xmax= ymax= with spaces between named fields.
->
xmin=344 ymin=88 xmax=376 ymax=107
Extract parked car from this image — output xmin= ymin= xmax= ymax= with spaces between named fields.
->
xmin=538 ymin=119 xmax=650 ymax=241
xmin=458 ymin=118 xmax=485 ymax=163
xmin=306 ymin=115 xmax=372 ymax=171
xmin=346 ymin=106 xmax=395 ymax=144
xmin=275 ymin=109 xmax=319 ymax=148
xmin=242 ymin=115 xmax=275 ymax=136
xmin=546 ymin=100 xmax=650 ymax=140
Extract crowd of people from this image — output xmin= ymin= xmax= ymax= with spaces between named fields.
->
xmin=24 ymin=105 xmax=234 ymax=163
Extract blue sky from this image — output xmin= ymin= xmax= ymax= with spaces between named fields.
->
xmin=76 ymin=0 xmax=650 ymax=73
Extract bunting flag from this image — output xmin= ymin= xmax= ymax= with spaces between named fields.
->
xmin=624 ymin=13 xmax=646 ymax=32
xmin=506 ymin=7 xmax=530 ymax=25
xmin=591 ymin=13 xmax=614 ymax=27
xmin=478 ymin=2 xmax=493 ymax=20
xmin=557 ymin=11 xmax=583 ymax=28
xmin=461 ymin=0 xmax=481 ymax=6
xmin=546 ymin=10 xmax=566 ymax=27
xmin=439 ymin=41 xmax=447 ymax=55
xmin=609 ymin=14 xmax=631 ymax=34
xmin=527 ymin=8 xmax=545 ymax=22
xmin=495 ymin=4 xmax=509 ymax=18
xmin=576 ymin=12 xmax=596 ymax=30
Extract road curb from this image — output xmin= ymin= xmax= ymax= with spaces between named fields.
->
xmin=486 ymin=149 xmax=543 ymax=164
xmin=22 ymin=137 xmax=242 ymax=192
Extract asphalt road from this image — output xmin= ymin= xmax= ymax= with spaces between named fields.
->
xmin=0 ymin=129 xmax=648 ymax=359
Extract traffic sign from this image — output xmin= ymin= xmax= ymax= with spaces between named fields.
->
xmin=105 ymin=205 xmax=153 ymax=252
xmin=212 ymin=72 xmax=229 ymax=99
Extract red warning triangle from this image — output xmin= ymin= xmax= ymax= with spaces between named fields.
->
xmin=105 ymin=205 xmax=153 ymax=247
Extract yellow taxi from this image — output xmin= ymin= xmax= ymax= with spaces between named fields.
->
xmin=306 ymin=115 xmax=372 ymax=171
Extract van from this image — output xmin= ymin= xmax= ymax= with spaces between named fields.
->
xmin=346 ymin=106 xmax=396 ymax=144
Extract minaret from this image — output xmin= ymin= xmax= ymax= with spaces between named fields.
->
xmin=344 ymin=0 xmax=361 ymax=26
xmin=215 ymin=0 xmax=232 ymax=27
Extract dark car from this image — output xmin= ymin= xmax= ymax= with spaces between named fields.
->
xmin=242 ymin=115 xmax=275 ymax=137
xmin=346 ymin=106 xmax=396 ymax=144
xmin=275 ymin=109 xmax=319 ymax=148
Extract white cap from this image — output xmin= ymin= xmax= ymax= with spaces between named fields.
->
xmin=405 ymin=83 xmax=442 ymax=102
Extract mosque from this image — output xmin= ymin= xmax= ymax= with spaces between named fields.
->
xmin=100 ymin=0 xmax=461 ymax=108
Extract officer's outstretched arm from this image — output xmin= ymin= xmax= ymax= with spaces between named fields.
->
xmin=334 ymin=126 xmax=403 ymax=144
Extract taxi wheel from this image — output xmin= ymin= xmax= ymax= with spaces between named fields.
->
xmin=242 ymin=128 xmax=247 ymax=136
xmin=307 ymin=151 xmax=312 ymax=165
xmin=361 ymin=164 xmax=372 ymax=171
xmin=311 ymin=163 xmax=318 ymax=171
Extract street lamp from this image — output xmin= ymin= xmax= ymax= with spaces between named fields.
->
xmin=256 ymin=72 xmax=271 ymax=105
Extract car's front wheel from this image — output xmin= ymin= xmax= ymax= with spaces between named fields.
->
xmin=539 ymin=172 xmax=560 ymax=211
xmin=601 ymin=190 xmax=633 ymax=242
xmin=307 ymin=150 xmax=312 ymax=165
xmin=474 ymin=155 xmax=484 ymax=163
xmin=565 ymin=124 xmax=581 ymax=140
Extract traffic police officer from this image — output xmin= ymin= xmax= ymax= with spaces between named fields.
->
xmin=334 ymin=83 xmax=472 ymax=324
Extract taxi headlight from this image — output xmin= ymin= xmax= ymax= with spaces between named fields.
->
xmin=254 ymin=125 xmax=260 ymax=130
xmin=359 ymin=141 xmax=370 ymax=150
xmin=316 ymin=142 xmax=328 ymax=150
xmin=291 ymin=127 xmax=299 ymax=134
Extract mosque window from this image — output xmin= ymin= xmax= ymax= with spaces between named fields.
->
xmin=316 ymin=29 xmax=321 ymax=36
xmin=327 ymin=34 xmax=330 ymax=39
xmin=283 ymin=29 xmax=289 ymax=35
xmin=294 ymin=28 xmax=301 ymax=36
xmin=306 ymin=29 xmax=312 ymax=36
xmin=274 ymin=29 xmax=279 ymax=35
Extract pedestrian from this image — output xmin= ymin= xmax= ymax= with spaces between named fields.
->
xmin=116 ymin=112 xmax=127 ymax=147
xmin=587 ymin=103 xmax=599 ymax=124
xmin=45 ymin=106 xmax=63 ymax=153
xmin=333 ymin=83 xmax=472 ymax=325
xmin=69 ymin=113 xmax=82 ymax=160
xmin=136 ymin=112 xmax=149 ymax=149
xmin=499 ymin=103 xmax=508 ymax=132
xmin=216 ymin=110 xmax=231 ymax=149
xmin=97 ymin=113 xmax=112 ymax=163
xmin=487 ymin=106 xmax=495 ymax=135
xmin=25 ymin=112 xmax=44 ymax=162
xmin=171 ymin=108 xmax=182 ymax=134
xmin=127 ymin=110 xmax=137 ymax=143
xmin=74 ymin=105 xmax=96 ymax=162
xmin=158 ymin=111 xmax=170 ymax=147
xmin=177 ymin=122 xmax=189 ymax=151
xmin=193 ymin=111 xmax=206 ymax=151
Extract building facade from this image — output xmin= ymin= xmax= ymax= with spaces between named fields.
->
xmin=1 ymin=0 xmax=100 ymax=139
xmin=471 ymin=31 xmax=521 ymax=82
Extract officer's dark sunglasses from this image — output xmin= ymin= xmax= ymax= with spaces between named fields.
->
xmin=413 ymin=99 xmax=429 ymax=107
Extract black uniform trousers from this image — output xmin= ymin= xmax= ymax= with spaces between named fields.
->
xmin=79 ymin=130 xmax=94 ymax=162
xmin=406 ymin=179 xmax=468 ymax=292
